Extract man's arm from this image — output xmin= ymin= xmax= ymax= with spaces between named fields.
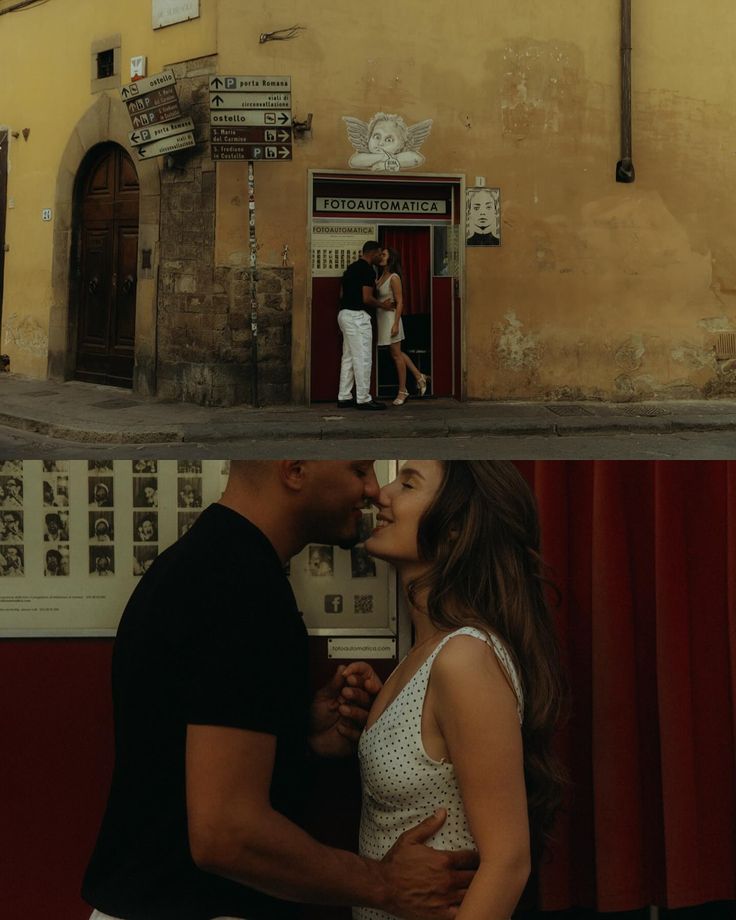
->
xmin=187 ymin=724 xmax=476 ymax=919
xmin=362 ymin=284 xmax=394 ymax=310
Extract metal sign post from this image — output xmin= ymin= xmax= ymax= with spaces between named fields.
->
xmin=248 ymin=160 xmax=259 ymax=407
xmin=209 ymin=75 xmax=293 ymax=407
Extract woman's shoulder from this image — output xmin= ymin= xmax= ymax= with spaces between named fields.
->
xmin=431 ymin=627 xmax=524 ymax=719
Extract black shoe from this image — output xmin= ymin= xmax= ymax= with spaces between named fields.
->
xmin=337 ymin=398 xmax=356 ymax=408
xmin=356 ymin=400 xmax=387 ymax=410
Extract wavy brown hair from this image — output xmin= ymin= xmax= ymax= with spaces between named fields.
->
xmin=407 ymin=460 xmax=567 ymax=857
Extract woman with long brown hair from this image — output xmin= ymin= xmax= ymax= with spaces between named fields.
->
xmin=348 ymin=460 xmax=566 ymax=920
xmin=375 ymin=247 xmax=429 ymax=405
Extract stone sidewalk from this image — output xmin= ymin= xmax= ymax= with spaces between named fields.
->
xmin=1 ymin=375 xmax=736 ymax=445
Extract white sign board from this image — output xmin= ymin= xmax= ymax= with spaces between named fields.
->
xmin=329 ymin=638 xmax=397 ymax=660
xmin=209 ymin=75 xmax=291 ymax=92
xmin=129 ymin=115 xmax=194 ymax=148
xmin=135 ymin=131 xmax=196 ymax=160
xmin=210 ymin=110 xmax=291 ymax=127
xmin=0 ymin=460 xmax=399 ymax=638
xmin=152 ymin=0 xmax=200 ymax=30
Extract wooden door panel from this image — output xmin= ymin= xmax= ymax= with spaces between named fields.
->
xmin=75 ymin=145 xmax=138 ymax=387
xmin=113 ymin=225 xmax=138 ymax=349
xmin=78 ymin=226 xmax=113 ymax=348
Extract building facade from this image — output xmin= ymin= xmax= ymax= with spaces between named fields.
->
xmin=1 ymin=0 xmax=735 ymax=405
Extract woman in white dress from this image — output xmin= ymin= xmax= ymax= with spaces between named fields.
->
xmin=376 ymin=248 xmax=429 ymax=406
xmin=347 ymin=460 xmax=566 ymax=920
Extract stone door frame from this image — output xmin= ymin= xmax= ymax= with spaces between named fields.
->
xmin=48 ymin=93 xmax=161 ymax=395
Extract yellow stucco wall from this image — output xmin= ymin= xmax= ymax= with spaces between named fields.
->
xmin=0 ymin=0 xmax=215 ymax=377
xmin=2 ymin=0 xmax=736 ymax=401
xmin=215 ymin=0 xmax=736 ymax=401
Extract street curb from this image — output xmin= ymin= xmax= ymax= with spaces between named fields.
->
xmin=0 ymin=412 xmax=180 ymax=444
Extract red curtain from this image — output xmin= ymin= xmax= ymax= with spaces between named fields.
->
xmin=380 ymin=226 xmax=430 ymax=315
xmin=515 ymin=462 xmax=736 ymax=912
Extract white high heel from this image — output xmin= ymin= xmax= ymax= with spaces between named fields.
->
xmin=416 ymin=374 xmax=430 ymax=397
xmin=393 ymin=389 xmax=409 ymax=406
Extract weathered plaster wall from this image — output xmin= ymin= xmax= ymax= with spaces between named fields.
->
xmin=0 ymin=0 xmax=215 ymax=380
xmin=3 ymin=0 xmax=736 ymax=402
xmin=216 ymin=0 xmax=736 ymax=401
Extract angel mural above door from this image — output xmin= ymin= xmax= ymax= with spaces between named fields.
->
xmin=342 ymin=112 xmax=433 ymax=172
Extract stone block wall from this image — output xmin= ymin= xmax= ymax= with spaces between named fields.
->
xmin=155 ymin=56 xmax=292 ymax=406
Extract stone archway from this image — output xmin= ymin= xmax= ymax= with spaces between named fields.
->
xmin=48 ymin=93 xmax=161 ymax=395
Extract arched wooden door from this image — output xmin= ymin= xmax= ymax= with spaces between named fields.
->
xmin=74 ymin=144 xmax=139 ymax=387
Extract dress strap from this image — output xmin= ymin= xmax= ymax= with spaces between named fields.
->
xmin=424 ymin=626 xmax=524 ymax=723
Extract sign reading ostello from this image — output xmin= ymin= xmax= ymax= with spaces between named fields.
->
xmin=316 ymin=197 xmax=447 ymax=215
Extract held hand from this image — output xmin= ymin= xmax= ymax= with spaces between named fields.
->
xmin=379 ymin=810 xmax=479 ymax=920
xmin=308 ymin=662 xmax=382 ymax=758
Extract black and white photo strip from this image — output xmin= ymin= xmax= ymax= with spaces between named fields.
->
xmin=0 ymin=465 xmax=385 ymax=628
xmin=0 ymin=461 xmax=25 ymax=577
xmin=0 ymin=460 xmax=213 ymax=581
xmin=306 ymin=509 xmax=378 ymax=618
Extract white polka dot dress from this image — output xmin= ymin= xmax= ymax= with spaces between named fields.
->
xmin=353 ymin=626 xmax=524 ymax=920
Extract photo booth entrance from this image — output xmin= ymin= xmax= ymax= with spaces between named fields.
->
xmin=308 ymin=172 xmax=464 ymax=403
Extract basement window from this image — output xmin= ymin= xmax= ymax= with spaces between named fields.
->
xmin=97 ymin=49 xmax=115 ymax=80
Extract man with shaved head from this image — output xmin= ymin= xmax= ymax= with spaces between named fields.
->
xmin=83 ymin=460 xmax=475 ymax=920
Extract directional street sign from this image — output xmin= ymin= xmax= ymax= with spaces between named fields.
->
xmin=120 ymin=70 xmax=176 ymax=100
xmin=135 ymin=131 xmax=196 ymax=160
xmin=211 ymin=126 xmax=292 ymax=145
xmin=211 ymin=144 xmax=292 ymax=161
xmin=121 ymin=70 xmax=194 ymax=159
xmin=209 ymin=75 xmax=291 ymax=92
xmin=209 ymin=91 xmax=292 ymax=110
xmin=129 ymin=102 xmax=182 ymax=130
xmin=126 ymin=85 xmax=178 ymax=111
xmin=208 ymin=75 xmax=293 ymax=161
xmin=129 ymin=115 xmax=195 ymax=148
xmin=210 ymin=110 xmax=292 ymax=127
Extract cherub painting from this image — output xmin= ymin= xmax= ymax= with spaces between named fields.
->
xmin=343 ymin=112 xmax=433 ymax=172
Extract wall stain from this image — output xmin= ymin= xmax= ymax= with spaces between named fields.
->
xmin=615 ymin=335 xmax=645 ymax=371
xmin=495 ymin=310 xmax=541 ymax=370
xmin=500 ymin=39 xmax=585 ymax=140
xmin=3 ymin=313 xmax=48 ymax=357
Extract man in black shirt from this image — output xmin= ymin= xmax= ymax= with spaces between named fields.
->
xmin=83 ymin=460 xmax=476 ymax=920
xmin=337 ymin=241 xmax=393 ymax=410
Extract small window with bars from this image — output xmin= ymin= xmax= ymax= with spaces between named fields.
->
xmin=97 ymin=49 xmax=115 ymax=80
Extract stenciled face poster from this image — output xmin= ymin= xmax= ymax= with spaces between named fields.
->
xmin=465 ymin=186 xmax=501 ymax=246
xmin=0 ymin=460 xmax=397 ymax=637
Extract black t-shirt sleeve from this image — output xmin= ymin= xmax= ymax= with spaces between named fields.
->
xmin=358 ymin=260 xmax=376 ymax=290
xmin=179 ymin=575 xmax=304 ymax=736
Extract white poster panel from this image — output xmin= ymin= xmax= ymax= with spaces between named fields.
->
xmin=311 ymin=222 xmax=378 ymax=278
xmin=0 ymin=460 xmax=397 ymax=638
xmin=152 ymin=0 xmax=200 ymax=30
xmin=288 ymin=460 xmax=396 ymax=635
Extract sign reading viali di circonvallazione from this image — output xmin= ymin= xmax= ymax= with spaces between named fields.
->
xmin=121 ymin=70 xmax=196 ymax=160
xmin=209 ymin=76 xmax=293 ymax=161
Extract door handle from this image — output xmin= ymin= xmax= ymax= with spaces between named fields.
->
xmin=88 ymin=276 xmax=99 ymax=294
xmin=121 ymin=275 xmax=135 ymax=295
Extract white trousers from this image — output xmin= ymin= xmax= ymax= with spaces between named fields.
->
xmin=90 ymin=911 xmax=245 ymax=920
xmin=337 ymin=309 xmax=373 ymax=404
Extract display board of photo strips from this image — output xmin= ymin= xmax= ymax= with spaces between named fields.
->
xmin=0 ymin=460 xmax=397 ymax=637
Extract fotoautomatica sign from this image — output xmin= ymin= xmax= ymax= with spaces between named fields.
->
xmin=315 ymin=197 xmax=448 ymax=215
